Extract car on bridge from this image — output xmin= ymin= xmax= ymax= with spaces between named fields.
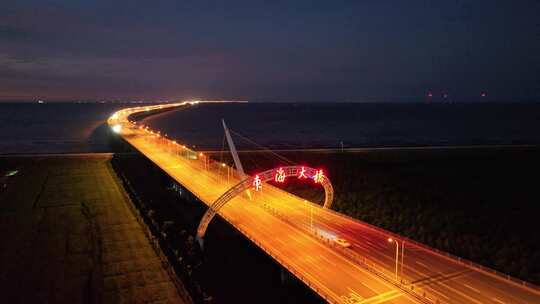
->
xmin=335 ymin=238 xmax=351 ymax=248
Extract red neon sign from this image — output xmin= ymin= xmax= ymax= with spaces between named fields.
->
xmin=252 ymin=166 xmax=328 ymax=191
xmin=253 ymin=174 xmax=262 ymax=191
xmin=274 ymin=167 xmax=286 ymax=183
xmin=313 ymin=169 xmax=325 ymax=184
xmin=298 ymin=166 xmax=307 ymax=179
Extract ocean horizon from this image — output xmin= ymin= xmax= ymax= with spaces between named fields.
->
xmin=1 ymin=102 xmax=540 ymax=153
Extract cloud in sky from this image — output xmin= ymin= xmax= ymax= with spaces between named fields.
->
xmin=1 ymin=0 xmax=539 ymax=101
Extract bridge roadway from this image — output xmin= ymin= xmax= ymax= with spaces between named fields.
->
xmin=109 ymin=102 xmax=540 ymax=304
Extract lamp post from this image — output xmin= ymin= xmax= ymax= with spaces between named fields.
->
xmin=221 ymin=163 xmax=229 ymax=183
xmin=199 ymin=153 xmax=206 ymax=170
xmin=388 ymin=238 xmax=400 ymax=281
xmin=172 ymin=141 xmax=178 ymax=156
xmin=401 ymin=241 xmax=405 ymax=275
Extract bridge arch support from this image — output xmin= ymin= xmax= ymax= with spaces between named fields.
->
xmin=196 ymin=166 xmax=334 ymax=244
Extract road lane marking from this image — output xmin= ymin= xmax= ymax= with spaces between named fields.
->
xmin=435 ymin=290 xmax=450 ymax=300
xmin=309 ymin=259 xmax=323 ymax=271
xmin=319 ymin=254 xmax=338 ymax=267
xmin=415 ymin=261 xmax=429 ymax=268
xmin=288 ymin=234 xmax=302 ymax=243
xmin=358 ymin=289 xmax=403 ymax=304
xmin=411 ymin=268 xmax=451 ymax=300
xmin=351 ymin=241 xmax=371 ymax=254
xmin=274 ymin=237 xmax=286 ymax=245
xmin=423 ymin=271 xmax=484 ymax=304
xmin=341 ymin=288 xmax=365 ymax=304
xmin=463 ymin=283 xmax=480 ymax=293
xmin=347 ymin=287 xmax=363 ymax=296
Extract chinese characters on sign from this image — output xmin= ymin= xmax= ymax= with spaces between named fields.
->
xmin=252 ymin=167 xmax=326 ymax=192
xmin=298 ymin=166 xmax=307 ymax=179
xmin=275 ymin=167 xmax=286 ymax=183
xmin=253 ymin=174 xmax=262 ymax=191
xmin=313 ymin=169 xmax=325 ymax=183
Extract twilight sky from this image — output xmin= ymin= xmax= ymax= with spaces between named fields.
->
xmin=1 ymin=0 xmax=539 ymax=102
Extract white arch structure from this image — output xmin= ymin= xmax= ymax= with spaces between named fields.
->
xmin=196 ymin=166 xmax=334 ymax=240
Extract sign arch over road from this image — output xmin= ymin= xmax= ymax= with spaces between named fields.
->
xmin=197 ymin=166 xmax=334 ymax=240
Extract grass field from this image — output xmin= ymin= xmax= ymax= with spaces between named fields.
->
xmin=0 ymin=155 xmax=190 ymax=303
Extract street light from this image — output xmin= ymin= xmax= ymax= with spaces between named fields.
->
xmin=111 ymin=124 xmax=122 ymax=134
xmin=388 ymin=238 xmax=401 ymax=281
xmin=221 ymin=163 xmax=229 ymax=183
xmin=199 ymin=153 xmax=207 ymax=169
xmin=172 ymin=141 xmax=178 ymax=155
xmin=401 ymin=241 xmax=404 ymax=274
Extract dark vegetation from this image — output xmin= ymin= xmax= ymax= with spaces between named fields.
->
xmin=112 ymin=153 xmax=324 ymax=304
xmin=226 ymin=146 xmax=540 ymax=285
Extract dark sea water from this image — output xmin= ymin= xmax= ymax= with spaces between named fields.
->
xmin=0 ymin=103 xmax=127 ymax=154
xmin=142 ymin=102 xmax=540 ymax=150
xmin=1 ymin=102 xmax=540 ymax=154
